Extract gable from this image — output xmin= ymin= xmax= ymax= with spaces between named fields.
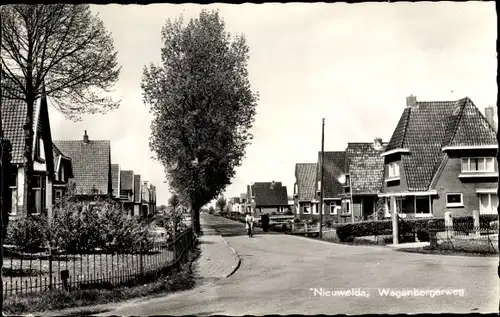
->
xmin=445 ymin=99 xmax=497 ymax=147
xmin=252 ymin=182 xmax=288 ymax=206
xmin=346 ymin=143 xmax=387 ymax=195
xmin=53 ymin=138 xmax=111 ymax=195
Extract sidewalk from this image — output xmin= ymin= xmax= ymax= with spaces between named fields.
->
xmin=192 ymin=218 xmax=241 ymax=284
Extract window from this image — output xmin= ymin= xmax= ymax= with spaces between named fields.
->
xmin=342 ymin=200 xmax=351 ymax=215
xmin=388 ymin=162 xmax=400 ymax=178
xmin=35 ymin=136 xmax=45 ymax=161
xmin=312 ymin=204 xmax=319 ymax=214
xmin=10 ymin=188 xmax=18 ymax=216
xmin=330 ymin=202 xmax=339 ymax=215
xmin=461 ymin=157 xmax=495 ymax=173
xmin=480 ymin=194 xmax=498 ymax=215
xmin=294 ymin=184 xmax=298 ymax=195
xmin=415 ymin=196 xmax=431 ymax=215
xmin=303 ymin=203 xmax=311 ymax=214
xmin=31 ymin=175 xmax=46 ymax=215
xmin=55 ymin=190 xmax=63 ymax=200
xmin=446 ymin=193 xmax=463 ymax=208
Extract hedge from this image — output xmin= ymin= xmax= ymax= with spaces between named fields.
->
xmin=335 ymin=214 xmax=499 ymax=243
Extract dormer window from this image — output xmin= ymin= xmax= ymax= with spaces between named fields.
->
xmin=461 ymin=157 xmax=495 ymax=173
xmin=387 ymin=162 xmax=400 ymax=180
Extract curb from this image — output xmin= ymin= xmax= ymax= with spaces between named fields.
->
xmin=219 ymin=236 xmax=242 ymax=278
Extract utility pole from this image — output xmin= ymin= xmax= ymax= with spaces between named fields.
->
xmin=319 ymin=118 xmax=325 ymax=239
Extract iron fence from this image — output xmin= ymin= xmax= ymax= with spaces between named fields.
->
xmin=430 ymin=220 xmax=499 ymax=254
xmin=2 ymin=227 xmax=195 ymax=297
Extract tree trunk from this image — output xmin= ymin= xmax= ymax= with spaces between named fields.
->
xmin=23 ymin=95 xmax=35 ymax=217
xmin=190 ymin=201 xmax=201 ymax=235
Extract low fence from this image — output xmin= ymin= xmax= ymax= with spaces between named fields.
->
xmin=430 ymin=218 xmax=498 ymax=253
xmin=2 ymin=228 xmax=196 ymax=297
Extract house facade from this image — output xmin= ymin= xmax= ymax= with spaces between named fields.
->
xmin=133 ymin=174 xmax=142 ymax=216
xmin=2 ymin=92 xmax=56 ymax=217
xmin=111 ymin=164 xmax=121 ymax=200
xmin=340 ymin=139 xmax=387 ymax=222
xmin=53 ymin=131 xmax=112 ymax=199
xmin=293 ymin=163 xmax=318 ymax=221
xmin=312 ymin=151 xmax=346 ymax=222
xmin=247 ymin=181 xmax=289 ymax=216
xmin=380 ymin=96 xmax=498 ymax=218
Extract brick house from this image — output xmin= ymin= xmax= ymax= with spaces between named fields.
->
xmin=141 ymin=181 xmax=156 ymax=216
xmin=380 ymin=95 xmax=498 ymax=218
xmin=293 ymin=163 xmax=318 ymax=220
xmin=341 ymin=139 xmax=387 ymax=222
xmin=53 ymin=131 xmax=112 ymax=200
xmin=312 ymin=151 xmax=346 ymax=222
xmin=2 ymin=92 xmax=56 ymax=216
xmin=247 ymin=181 xmax=289 ymax=216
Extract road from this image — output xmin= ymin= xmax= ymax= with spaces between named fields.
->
xmin=104 ymin=214 xmax=499 ymax=315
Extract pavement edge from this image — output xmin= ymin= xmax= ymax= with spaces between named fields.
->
xmin=220 ymin=237 xmax=242 ymax=278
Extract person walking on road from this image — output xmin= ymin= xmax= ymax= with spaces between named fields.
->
xmin=245 ymin=212 xmax=254 ymax=237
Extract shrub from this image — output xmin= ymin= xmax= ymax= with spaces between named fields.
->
xmin=293 ymin=218 xmax=301 ymax=224
xmin=5 ymin=215 xmax=49 ymax=252
xmin=336 ymin=220 xmax=393 ymax=242
xmin=284 ymin=210 xmax=293 ymax=216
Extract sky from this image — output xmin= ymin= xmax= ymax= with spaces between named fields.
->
xmin=47 ymin=2 xmax=497 ymax=206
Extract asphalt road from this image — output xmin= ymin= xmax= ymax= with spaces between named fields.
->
xmin=103 ymin=214 xmax=499 ymax=315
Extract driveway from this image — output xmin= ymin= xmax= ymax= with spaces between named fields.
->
xmin=102 ymin=214 xmax=499 ymax=315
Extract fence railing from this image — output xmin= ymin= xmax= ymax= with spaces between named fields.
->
xmin=2 ymin=228 xmax=196 ymax=297
xmin=430 ymin=220 xmax=498 ymax=253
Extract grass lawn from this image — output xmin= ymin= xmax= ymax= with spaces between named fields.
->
xmin=395 ymin=246 xmax=498 ymax=257
xmin=2 ymin=248 xmax=198 ymax=315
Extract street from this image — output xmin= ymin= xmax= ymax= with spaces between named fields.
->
xmin=103 ymin=214 xmax=499 ymax=315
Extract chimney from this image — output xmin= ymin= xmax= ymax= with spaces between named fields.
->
xmin=406 ymin=95 xmax=417 ymax=108
xmin=83 ymin=130 xmax=89 ymax=144
xmin=485 ymin=106 xmax=498 ymax=132
xmin=373 ymin=137 xmax=383 ymax=150
xmin=270 ymin=181 xmax=275 ymax=189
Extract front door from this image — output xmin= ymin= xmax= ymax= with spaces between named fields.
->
xmin=362 ymin=198 xmax=374 ymax=220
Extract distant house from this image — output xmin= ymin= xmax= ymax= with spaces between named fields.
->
xmin=119 ymin=170 xmax=134 ymax=215
xmin=133 ymin=174 xmax=142 ymax=216
xmin=293 ymin=163 xmax=318 ymax=220
xmin=380 ymin=96 xmax=498 ymax=218
xmin=314 ymin=151 xmax=346 ymax=221
xmin=111 ymin=164 xmax=121 ymax=200
xmin=240 ymin=193 xmax=248 ymax=212
xmin=141 ymin=181 xmax=156 ymax=216
xmin=53 ymin=131 xmax=112 ymax=198
xmin=149 ymin=184 xmax=157 ymax=215
xmin=52 ymin=143 xmax=74 ymax=201
xmin=247 ymin=181 xmax=289 ymax=216
xmin=342 ymin=139 xmax=387 ymax=222
xmin=229 ymin=197 xmax=242 ymax=214
xmin=1 ymin=90 xmax=56 ymax=216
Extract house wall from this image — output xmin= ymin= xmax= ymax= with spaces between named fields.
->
xmin=382 ymin=154 xmax=409 ymax=193
xmin=433 ymin=151 xmax=498 ymax=218
xmin=133 ymin=204 xmax=140 ymax=217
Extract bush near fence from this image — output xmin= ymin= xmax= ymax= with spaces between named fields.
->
xmin=2 ymin=191 xmax=194 ymax=297
xmin=334 ymin=214 xmax=499 ymax=244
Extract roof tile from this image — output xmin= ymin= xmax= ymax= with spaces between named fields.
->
xmin=295 ymin=163 xmax=317 ymax=200
xmin=316 ymin=151 xmax=345 ymax=198
xmin=346 ymin=142 xmax=387 ymax=195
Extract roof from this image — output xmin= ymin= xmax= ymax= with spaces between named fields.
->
xmin=316 ymin=151 xmax=345 ymax=198
xmin=53 ymin=137 xmax=111 ymax=195
xmin=111 ymin=164 xmax=120 ymax=197
xmin=120 ymin=170 xmax=134 ymax=191
xmin=385 ymin=97 xmax=497 ymax=191
xmin=251 ymin=182 xmax=288 ymax=206
xmin=345 ymin=142 xmax=387 ymax=195
xmin=295 ymin=163 xmax=317 ymax=200
xmin=1 ymin=80 xmax=42 ymax=165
